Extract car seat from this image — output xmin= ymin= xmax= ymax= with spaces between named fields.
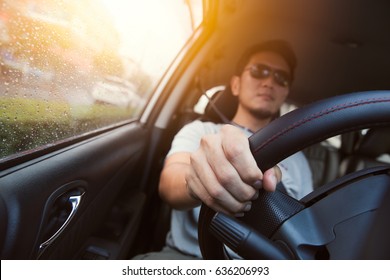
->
xmin=339 ymin=127 xmax=390 ymax=175
xmin=200 ymin=86 xmax=238 ymax=123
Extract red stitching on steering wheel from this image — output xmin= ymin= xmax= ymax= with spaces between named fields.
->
xmin=253 ymin=97 xmax=390 ymax=154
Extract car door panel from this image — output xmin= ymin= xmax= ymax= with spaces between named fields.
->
xmin=0 ymin=122 xmax=149 ymax=259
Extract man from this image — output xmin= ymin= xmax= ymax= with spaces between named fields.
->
xmin=137 ymin=40 xmax=313 ymax=259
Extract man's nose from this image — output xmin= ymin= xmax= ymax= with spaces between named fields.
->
xmin=260 ymin=74 xmax=275 ymax=87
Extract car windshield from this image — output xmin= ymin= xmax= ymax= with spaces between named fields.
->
xmin=0 ymin=0 xmax=203 ymax=161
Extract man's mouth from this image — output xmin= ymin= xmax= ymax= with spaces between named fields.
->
xmin=255 ymin=93 xmax=274 ymax=101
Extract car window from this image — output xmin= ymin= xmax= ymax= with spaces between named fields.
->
xmin=0 ymin=0 xmax=203 ymax=162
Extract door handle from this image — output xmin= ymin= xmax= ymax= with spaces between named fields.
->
xmin=38 ymin=193 xmax=84 ymax=256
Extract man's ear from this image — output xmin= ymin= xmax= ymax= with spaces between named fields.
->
xmin=230 ymin=76 xmax=240 ymax=97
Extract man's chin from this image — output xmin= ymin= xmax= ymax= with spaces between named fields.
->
xmin=249 ymin=108 xmax=276 ymax=119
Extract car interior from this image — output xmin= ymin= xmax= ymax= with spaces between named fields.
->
xmin=1 ymin=0 xmax=389 ymax=260
xmin=134 ymin=0 xmax=390 ymax=259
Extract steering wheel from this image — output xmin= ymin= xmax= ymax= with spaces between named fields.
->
xmin=198 ymin=91 xmax=390 ymax=260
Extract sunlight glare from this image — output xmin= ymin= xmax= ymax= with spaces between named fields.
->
xmin=100 ymin=0 xmax=193 ymax=76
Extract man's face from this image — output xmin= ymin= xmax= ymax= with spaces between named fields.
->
xmin=231 ymin=51 xmax=291 ymax=119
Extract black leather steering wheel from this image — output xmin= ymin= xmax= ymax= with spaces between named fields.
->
xmin=198 ymin=91 xmax=390 ymax=260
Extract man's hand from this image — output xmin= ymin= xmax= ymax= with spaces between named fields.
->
xmin=185 ymin=124 xmax=281 ymax=216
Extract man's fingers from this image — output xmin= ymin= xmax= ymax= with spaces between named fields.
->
xmin=186 ymin=124 xmax=282 ymax=215
xmin=198 ymin=132 xmax=258 ymax=203
xmin=219 ymin=125 xmax=263 ymax=186
xmin=262 ymin=166 xmax=282 ymax=191
xmin=188 ymin=148 xmax=250 ymax=214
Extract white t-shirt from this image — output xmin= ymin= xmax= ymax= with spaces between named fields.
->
xmin=165 ymin=120 xmax=313 ymax=258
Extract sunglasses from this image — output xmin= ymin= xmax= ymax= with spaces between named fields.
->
xmin=244 ymin=63 xmax=291 ymax=87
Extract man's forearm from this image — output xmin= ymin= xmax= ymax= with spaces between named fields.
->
xmin=159 ymin=158 xmax=201 ymax=210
